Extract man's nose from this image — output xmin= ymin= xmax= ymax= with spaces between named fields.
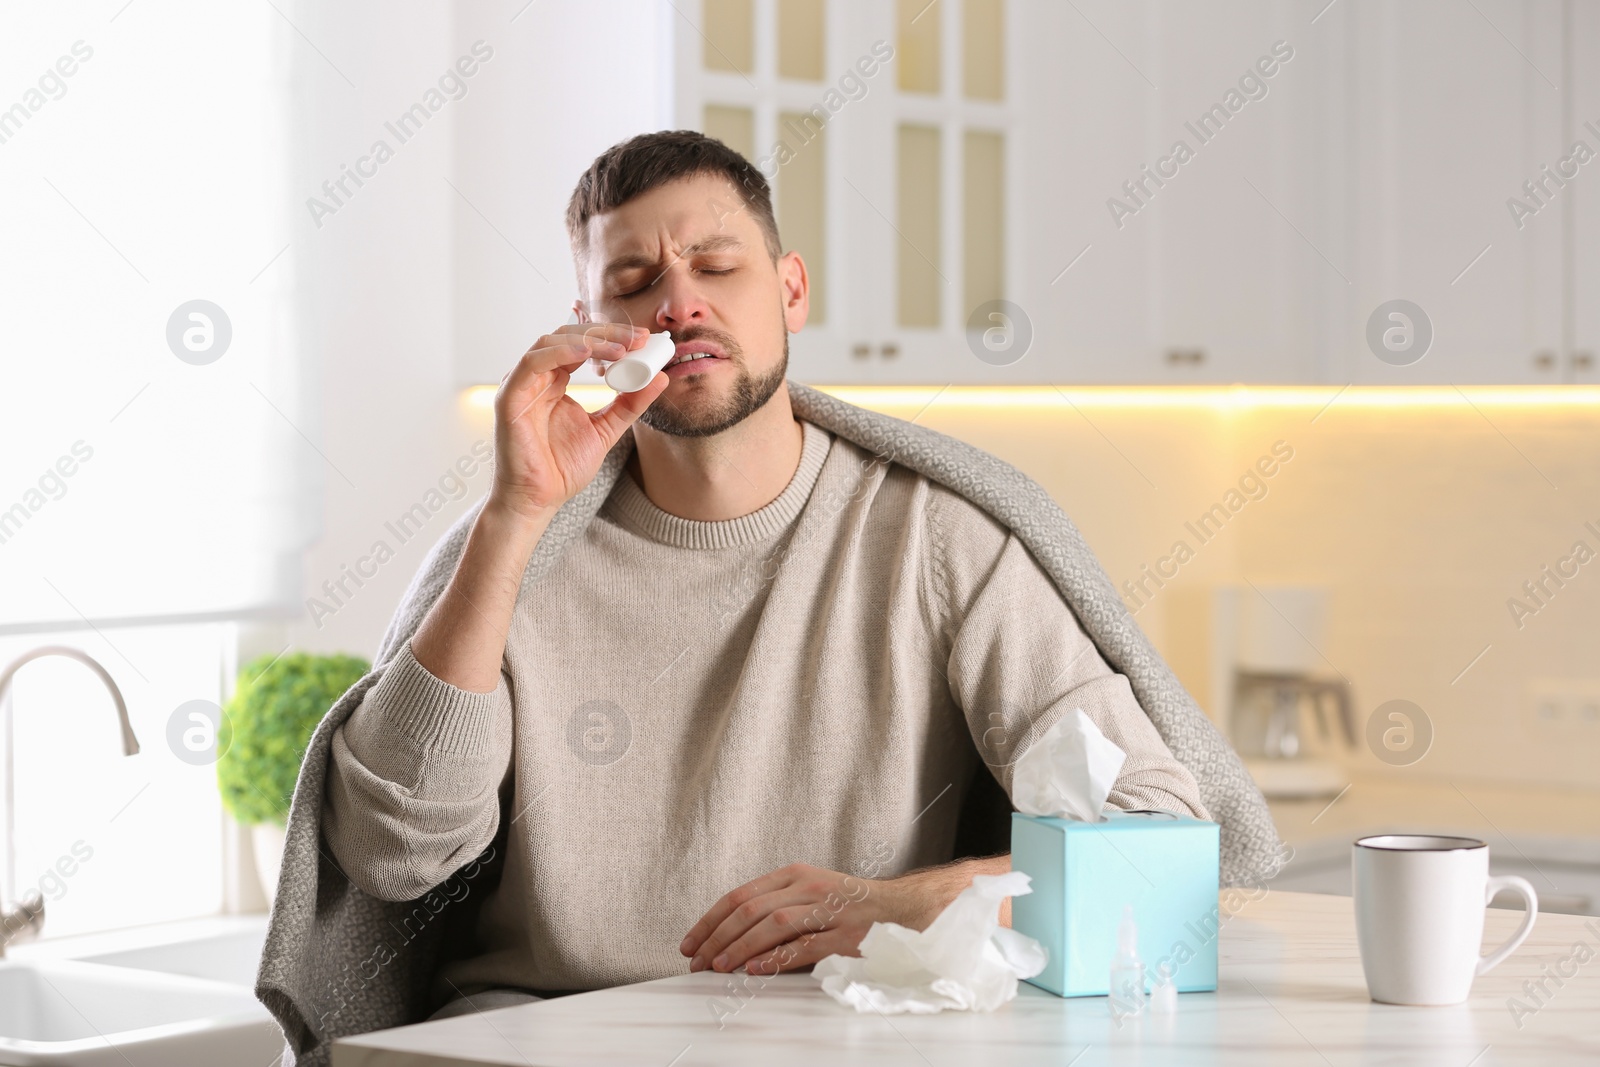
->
xmin=651 ymin=265 xmax=711 ymax=329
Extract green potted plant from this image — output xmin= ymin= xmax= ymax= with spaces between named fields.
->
xmin=217 ymin=650 xmax=369 ymax=903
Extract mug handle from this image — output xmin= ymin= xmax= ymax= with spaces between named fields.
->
xmin=1477 ymin=875 xmax=1539 ymax=976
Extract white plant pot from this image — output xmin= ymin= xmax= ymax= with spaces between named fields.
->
xmin=252 ymin=822 xmax=288 ymax=906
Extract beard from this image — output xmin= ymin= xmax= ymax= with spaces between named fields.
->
xmin=637 ymin=322 xmax=789 ymax=438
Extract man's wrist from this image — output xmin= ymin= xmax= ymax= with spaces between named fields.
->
xmin=893 ymin=854 xmax=1013 ymax=928
xmin=476 ymin=496 xmax=554 ymax=556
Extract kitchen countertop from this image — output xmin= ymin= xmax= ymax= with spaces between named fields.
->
xmin=1268 ymin=774 xmax=1600 ymax=847
xmin=3 ymin=913 xmax=267 ymax=964
xmin=1266 ymin=775 xmax=1600 ymax=916
xmin=332 ymin=891 xmax=1599 ymax=1066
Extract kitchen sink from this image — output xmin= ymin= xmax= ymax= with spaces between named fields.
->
xmin=0 ymin=959 xmax=280 ymax=1066
xmin=0 ymin=917 xmax=281 ymax=1066
xmin=78 ymin=924 xmax=267 ymax=987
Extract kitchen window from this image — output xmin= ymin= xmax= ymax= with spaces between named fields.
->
xmin=0 ymin=3 xmax=309 ymax=933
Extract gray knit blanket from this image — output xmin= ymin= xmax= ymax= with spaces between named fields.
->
xmin=255 ymin=381 xmax=1282 ymax=1065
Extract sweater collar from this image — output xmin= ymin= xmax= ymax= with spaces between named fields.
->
xmin=604 ymin=419 xmax=832 ymax=549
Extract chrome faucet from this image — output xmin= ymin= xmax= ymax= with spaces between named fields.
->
xmin=0 ymin=646 xmax=141 ymax=956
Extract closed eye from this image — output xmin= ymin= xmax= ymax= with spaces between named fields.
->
xmin=615 ymin=266 xmax=735 ymax=298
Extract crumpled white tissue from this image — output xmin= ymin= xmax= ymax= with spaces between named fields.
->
xmin=1010 ymin=708 xmax=1127 ymax=822
xmin=812 ymin=871 xmax=1047 ymax=1014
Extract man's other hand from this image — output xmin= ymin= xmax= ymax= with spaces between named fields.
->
xmin=678 ymin=856 xmax=1010 ymax=976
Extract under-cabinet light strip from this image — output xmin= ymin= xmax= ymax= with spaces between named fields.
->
xmin=463 ymin=384 xmax=1600 ymax=412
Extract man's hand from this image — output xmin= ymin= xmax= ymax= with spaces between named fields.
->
xmin=489 ymin=323 xmax=670 ymax=520
xmin=680 ymin=856 xmax=1011 ymax=976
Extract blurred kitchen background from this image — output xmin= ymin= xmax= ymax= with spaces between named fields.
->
xmin=3 ymin=0 xmax=1598 ymax=957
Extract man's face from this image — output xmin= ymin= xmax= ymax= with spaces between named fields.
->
xmin=576 ymin=172 xmax=808 ymax=437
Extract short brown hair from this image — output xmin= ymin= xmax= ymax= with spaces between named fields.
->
xmin=565 ymin=130 xmax=783 ymax=274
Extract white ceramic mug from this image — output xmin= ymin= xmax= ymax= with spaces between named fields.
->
xmin=1352 ymin=834 xmax=1538 ymax=1005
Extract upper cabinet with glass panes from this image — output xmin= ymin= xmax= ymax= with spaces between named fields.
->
xmin=676 ymin=0 xmax=1020 ymax=384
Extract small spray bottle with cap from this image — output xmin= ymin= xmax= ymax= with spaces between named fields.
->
xmin=1108 ymin=904 xmax=1147 ymax=1022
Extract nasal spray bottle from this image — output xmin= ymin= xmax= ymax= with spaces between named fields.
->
xmin=604 ymin=331 xmax=676 ymax=392
xmin=1108 ymin=904 xmax=1147 ymax=1024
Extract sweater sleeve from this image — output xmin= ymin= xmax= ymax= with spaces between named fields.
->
xmin=927 ymin=488 xmax=1209 ymax=820
xmin=322 ymin=637 xmax=515 ymax=902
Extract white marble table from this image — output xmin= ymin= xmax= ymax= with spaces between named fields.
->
xmin=333 ymin=891 xmax=1600 ymax=1066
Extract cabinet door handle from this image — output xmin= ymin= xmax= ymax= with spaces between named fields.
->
xmin=1533 ymin=350 xmax=1557 ymax=370
xmin=852 ymin=343 xmax=871 ymax=360
xmin=1572 ymin=351 xmax=1594 ymax=371
xmin=880 ymin=343 xmax=900 ymax=359
xmin=1165 ymin=347 xmax=1205 ymax=365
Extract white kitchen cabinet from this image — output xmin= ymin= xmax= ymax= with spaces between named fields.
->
xmin=1337 ymin=0 xmax=1566 ymax=385
xmin=1120 ymin=1 xmax=1328 ymax=384
xmin=680 ymin=0 xmax=1032 ymax=385
xmin=1018 ymin=0 xmax=1572 ymax=387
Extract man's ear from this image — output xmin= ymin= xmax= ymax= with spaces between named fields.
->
xmin=779 ymin=250 xmax=809 ymax=334
xmin=572 ymin=298 xmax=591 ymax=324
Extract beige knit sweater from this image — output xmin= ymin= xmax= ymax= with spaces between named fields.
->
xmin=322 ymin=419 xmax=1206 ymax=998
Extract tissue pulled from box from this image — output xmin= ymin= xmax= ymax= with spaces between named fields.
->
xmin=1010 ymin=708 xmax=1127 ymax=822
xmin=812 ymin=871 xmax=1047 ymax=1014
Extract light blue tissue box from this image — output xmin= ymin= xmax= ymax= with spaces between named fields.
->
xmin=1010 ymin=810 xmax=1220 ymax=997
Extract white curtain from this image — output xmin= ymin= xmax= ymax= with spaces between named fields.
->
xmin=0 ymin=2 xmax=314 ymax=630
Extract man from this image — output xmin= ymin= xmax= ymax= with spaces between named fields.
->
xmin=322 ymin=130 xmax=1206 ymax=1015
